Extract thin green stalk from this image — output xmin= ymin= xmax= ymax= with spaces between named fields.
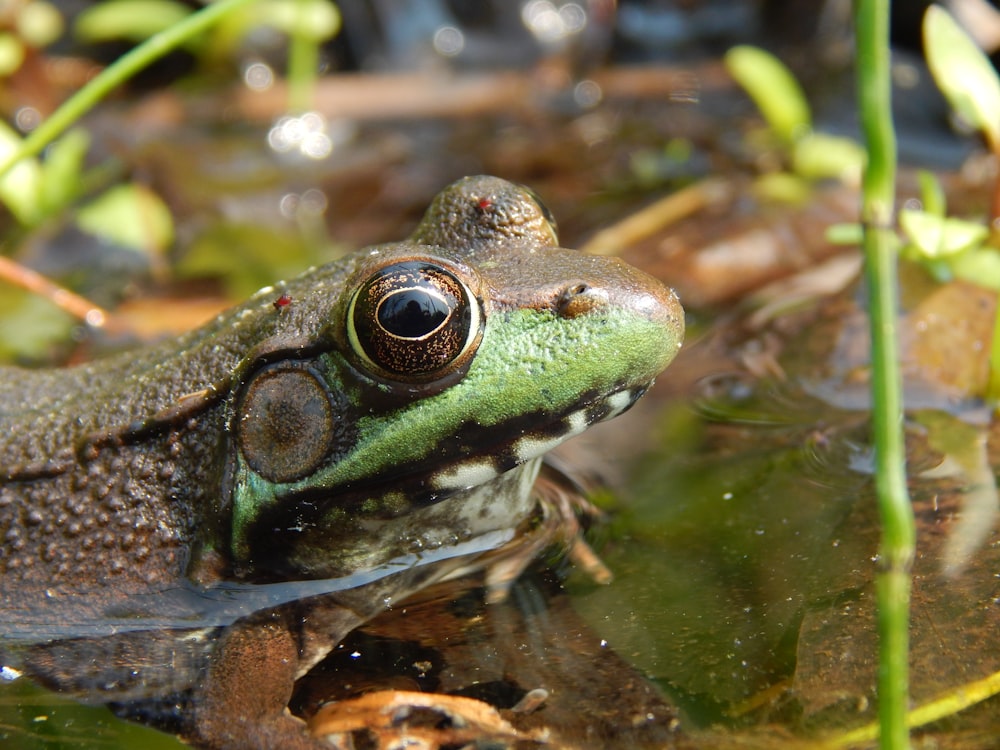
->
xmin=287 ymin=0 xmax=321 ymax=112
xmin=0 ymin=0 xmax=259 ymax=179
xmin=990 ymin=301 xmax=1000 ymax=401
xmin=854 ymin=2 xmax=916 ymax=749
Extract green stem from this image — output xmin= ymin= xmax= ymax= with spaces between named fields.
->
xmin=854 ymin=2 xmax=916 ymax=749
xmin=989 ymin=298 xmax=1000 ymax=402
xmin=0 ymin=0 xmax=259 ymax=179
xmin=287 ymin=0 xmax=320 ymax=112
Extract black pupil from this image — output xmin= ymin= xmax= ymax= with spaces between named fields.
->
xmin=378 ymin=289 xmax=449 ymax=338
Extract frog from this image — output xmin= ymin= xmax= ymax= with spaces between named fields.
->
xmin=0 ymin=175 xmax=684 ymax=749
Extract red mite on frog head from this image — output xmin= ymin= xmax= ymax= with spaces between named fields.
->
xmin=272 ymin=293 xmax=292 ymax=312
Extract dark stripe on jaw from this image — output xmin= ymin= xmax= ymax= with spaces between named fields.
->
xmin=234 ymin=382 xmax=646 ymax=575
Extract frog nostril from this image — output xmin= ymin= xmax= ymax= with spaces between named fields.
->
xmin=556 ymin=282 xmax=605 ymax=318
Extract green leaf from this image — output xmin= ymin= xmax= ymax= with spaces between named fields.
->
xmin=899 ymin=208 xmax=989 ymax=259
xmin=211 ymin=0 xmax=341 ymax=56
xmin=76 ymin=183 xmax=174 ymax=255
xmin=265 ymin=0 xmax=341 ymax=41
xmin=74 ymin=0 xmax=193 ymax=44
xmin=751 ymin=171 xmax=811 ymax=205
xmin=0 ymin=121 xmax=41 ymax=226
xmin=0 ymin=286 xmax=76 ymax=361
xmin=791 ymin=131 xmax=866 ymax=184
xmin=724 ymin=45 xmax=811 ymax=143
xmin=924 ymin=5 xmax=1000 ymax=151
xmin=825 ymin=222 xmax=864 ymax=245
xmin=177 ymin=222 xmax=315 ymax=299
xmin=951 ymin=247 xmax=1000 ymax=290
xmin=39 ymin=129 xmax=90 ymax=217
xmin=17 ymin=0 xmax=63 ymax=49
xmin=17 ymin=1 xmax=65 ymax=48
xmin=0 ymin=32 xmax=26 ymax=76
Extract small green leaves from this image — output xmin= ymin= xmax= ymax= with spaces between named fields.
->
xmin=0 ymin=121 xmax=175 ymax=261
xmin=899 ymin=210 xmax=988 ymax=259
xmin=0 ymin=126 xmax=96 ymax=229
xmin=924 ymin=5 xmax=1000 ymax=152
xmin=176 ymin=224 xmax=316 ymax=299
xmin=899 ymin=167 xmax=1000 ymax=290
xmin=724 ymin=44 xmax=864 ymax=200
xmin=724 ymin=45 xmax=811 ymax=144
xmin=825 ymin=222 xmax=864 ymax=245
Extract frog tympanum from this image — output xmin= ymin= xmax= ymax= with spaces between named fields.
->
xmin=0 ymin=176 xmax=684 ymax=749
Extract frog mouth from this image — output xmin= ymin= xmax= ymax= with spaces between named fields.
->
xmin=340 ymin=382 xmax=651 ymax=503
xmin=424 ymin=383 xmax=649 ymax=495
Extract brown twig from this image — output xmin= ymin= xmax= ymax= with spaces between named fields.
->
xmin=0 ymin=255 xmax=122 ymax=331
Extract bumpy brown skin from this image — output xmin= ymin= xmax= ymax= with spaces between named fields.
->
xmin=0 ymin=176 xmax=683 ymax=750
xmin=0 ymin=256 xmax=353 ymax=615
xmin=0 ymin=258 xmax=367 ymax=748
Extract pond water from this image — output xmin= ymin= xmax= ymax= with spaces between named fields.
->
xmin=575 ymin=373 xmax=1000 ymax=746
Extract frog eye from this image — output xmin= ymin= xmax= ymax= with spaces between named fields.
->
xmin=236 ymin=365 xmax=338 ymax=483
xmin=346 ymin=261 xmax=482 ymax=381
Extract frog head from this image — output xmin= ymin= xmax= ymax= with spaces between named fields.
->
xmin=223 ymin=176 xmax=683 ymax=582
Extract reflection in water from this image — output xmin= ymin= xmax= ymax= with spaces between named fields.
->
xmin=0 ymin=560 xmax=687 ymax=750
xmin=1 ymin=523 xmax=535 ymax=746
xmin=298 ymin=570 xmax=684 ymax=749
xmin=2 ymin=529 xmax=517 ymax=642
xmin=914 ymin=410 xmax=1000 ymax=578
xmin=569 ymin=372 xmax=1000 ymax=744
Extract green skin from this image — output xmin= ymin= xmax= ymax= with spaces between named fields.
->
xmin=0 ymin=176 xmax=683 ymax=749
